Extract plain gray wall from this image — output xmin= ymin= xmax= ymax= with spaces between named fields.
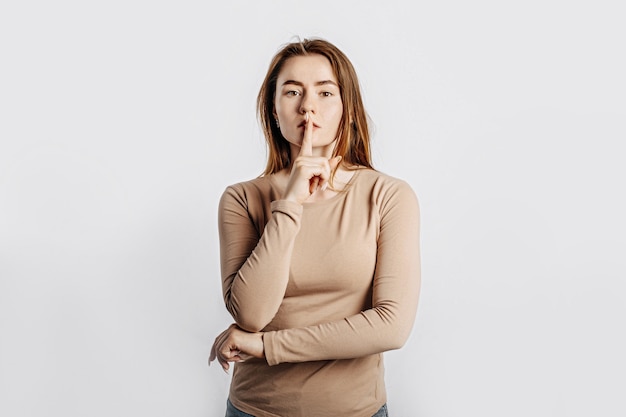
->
xmin=1 ymin=1 xmax=624 ymax=416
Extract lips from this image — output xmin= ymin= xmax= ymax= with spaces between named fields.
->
xmin=298 ymin=121 xmax=320 ymax=128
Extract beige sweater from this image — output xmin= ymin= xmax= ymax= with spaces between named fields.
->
xmin=218 ymin=168 xmax=420 ymax=417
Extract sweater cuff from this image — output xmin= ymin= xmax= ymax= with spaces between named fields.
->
xmin=263 ymin=330 xmax=282 ymax=366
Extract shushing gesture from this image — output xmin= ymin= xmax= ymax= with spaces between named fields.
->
xmin=283 ymin=112 xmax=342 ymax=204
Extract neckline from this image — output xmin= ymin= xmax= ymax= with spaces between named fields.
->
xmin=268 ymin=167 xmax=365 ymax=208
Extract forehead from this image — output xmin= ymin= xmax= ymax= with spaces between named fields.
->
xmin=277 ymin=54 xmax=337 ymax=83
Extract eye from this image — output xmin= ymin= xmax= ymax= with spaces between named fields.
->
xmin=320 ymin=91 xmax=333 ymax=97
xmin=285 ymin=90 xmax=301 ymax=96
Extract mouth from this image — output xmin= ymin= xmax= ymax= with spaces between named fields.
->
xmin=298 ymin=121 xmax=320 ymax=128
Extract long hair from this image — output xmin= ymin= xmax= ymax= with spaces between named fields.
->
xmin=257 ymin=38 xmax=373 ymax=176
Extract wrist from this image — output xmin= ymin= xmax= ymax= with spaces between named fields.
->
xmin=258 ymin=333 xmax=266 ymax=359
xmin=281 ymin=192 xmax=303 ymax=205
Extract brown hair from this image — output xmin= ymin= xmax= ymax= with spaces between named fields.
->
xmin=257 ymin=38 xmax=373 ymax=176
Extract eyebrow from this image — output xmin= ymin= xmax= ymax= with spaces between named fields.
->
xmin=281 ymin=80 xmax=338 ymax=87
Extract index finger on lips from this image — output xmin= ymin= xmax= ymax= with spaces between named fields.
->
xmin=299 ymin=112 xmax=313 ymax=157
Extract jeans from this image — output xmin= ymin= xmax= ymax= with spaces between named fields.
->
xmin=372 ymin=403 xmax=389 ymax=417
xmin=226 ymin=399 xmax=389 ymax=417
xmin=226 ymin=399 xmax=254 ymax=417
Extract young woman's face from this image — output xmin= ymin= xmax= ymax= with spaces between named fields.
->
xmin=274 ymin=54 xmax=343 ymax=156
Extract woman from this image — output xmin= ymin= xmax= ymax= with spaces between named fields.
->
xmin=209 ymin=38 xmax=420 ymax=417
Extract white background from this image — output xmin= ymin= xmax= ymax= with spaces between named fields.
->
xmin=1 ymin=1 xmax=624 ymax=416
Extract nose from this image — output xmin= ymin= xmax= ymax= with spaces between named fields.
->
xmin=299 ymin=92 xmax=316 ymax=114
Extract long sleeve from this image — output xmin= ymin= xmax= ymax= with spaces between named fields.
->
xmin=263 ymin=178 xmax=421 ymax=365
xmin=218 ymin=183 xmax=303 ymax=332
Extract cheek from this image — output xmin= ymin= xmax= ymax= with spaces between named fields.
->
xmin=331 ymin=104 xmax=344 ymax=124
xmin=274 ymin=101 xmax=282 ymax=118
xmin=274 ymin=95 xmax=288 ymax=117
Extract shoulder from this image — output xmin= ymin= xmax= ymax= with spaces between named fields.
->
xmin=224 ymin=176 xmax=272 ymax=195
xmin=352 ymin=169 xmax=419 ymax=222
xmin=355 ymin=168 xmax=417 ymax=200
xmin=219 ymin=176 xmax=271 ymax=206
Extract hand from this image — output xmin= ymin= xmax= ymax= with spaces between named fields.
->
xmin=209 ymin=324 xmax=265 ymax=373
xmin=283 ymin=113 xmax=342 ymax=204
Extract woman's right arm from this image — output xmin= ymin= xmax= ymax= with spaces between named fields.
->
xmin=219 ymin=119 xmax=338 ymax=332
xmin=218 ymin=186 xmax=303 ymax=332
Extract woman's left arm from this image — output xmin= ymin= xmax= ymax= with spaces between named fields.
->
xmin=262 ymin=180 xmax=420 ymax=365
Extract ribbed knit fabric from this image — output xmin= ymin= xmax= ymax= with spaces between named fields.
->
xmin=218 ymin=168 xmax=420 ymax=417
